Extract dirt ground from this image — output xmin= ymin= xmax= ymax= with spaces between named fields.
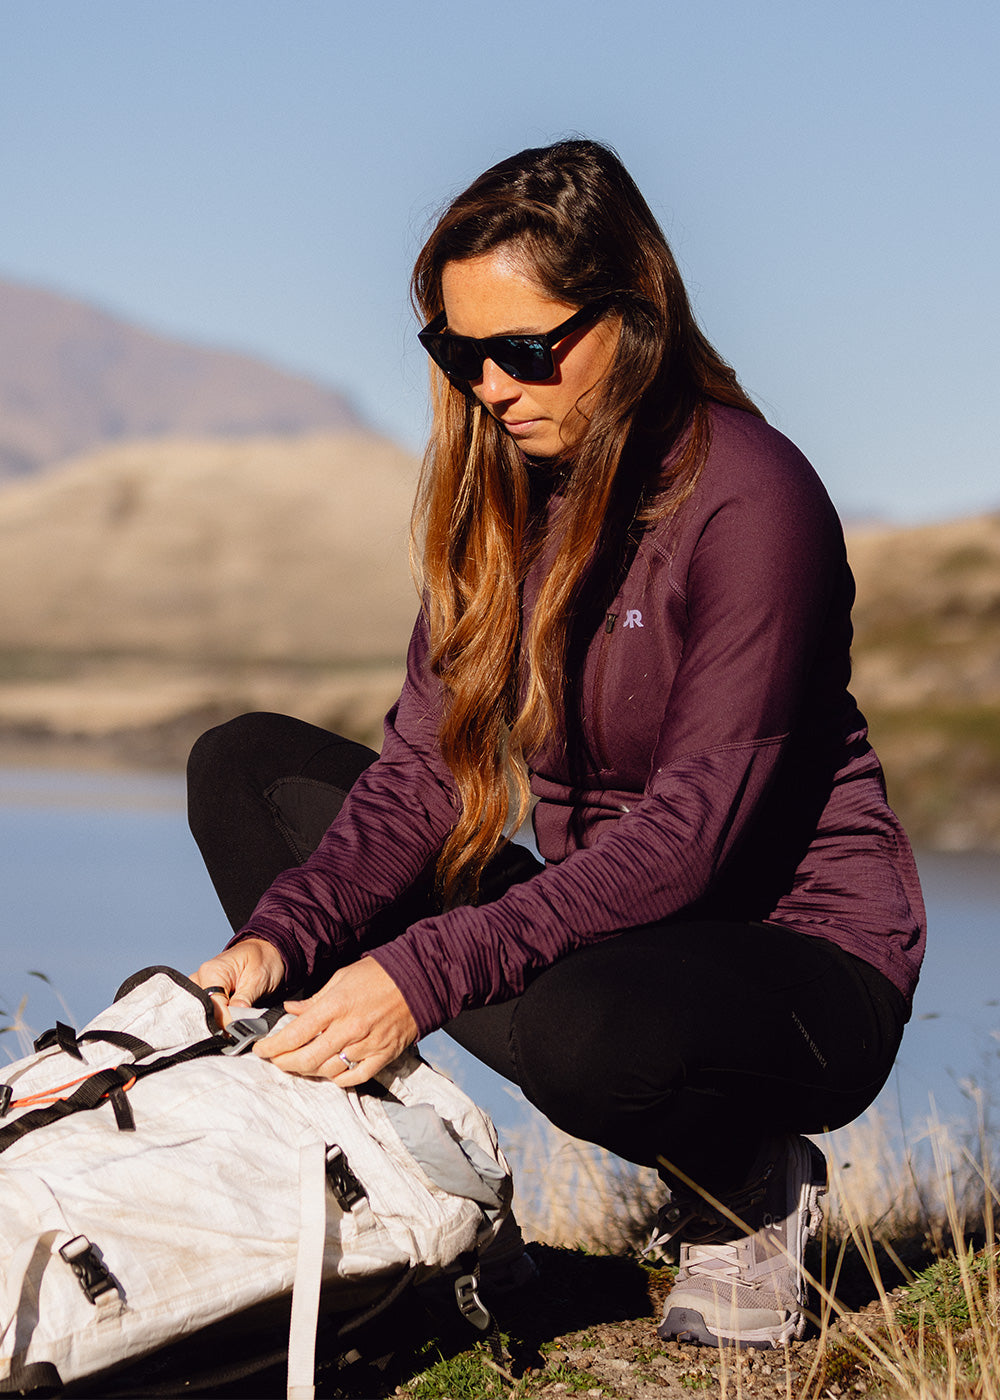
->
xmin=387 ymin=1244 xmax=896 ymax=1400
xmin=321 ymin=1243 xmax=898 ymax=1399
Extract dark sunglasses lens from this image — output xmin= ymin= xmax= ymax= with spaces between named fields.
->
xmin=422 ymin=332 xmax=554 ymax=383
xmin=427 ymin=337 xmax=482 ymax=380
xmin=495 ymin=341 xmax=553 ymax=381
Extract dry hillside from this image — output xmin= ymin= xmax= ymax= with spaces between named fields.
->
xmin=0 ymin=434 xmax=996 ymax=851
xmin=0 ymin=431 xmax=419 ymax=757
xmin=847 ymin=510 xmax=1000 ymax=850
xmin=0 ymin=432 xmax=417 ymax=660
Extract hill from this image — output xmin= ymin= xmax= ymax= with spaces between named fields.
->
xmin=847 ymin=511 xmax=1000 ymax=851
xmin=0 ymin=432 xmax=417 ymax=660
xmin=0 ymin=435 xmax=996 ymax=851
xmin=0 ymin=431 xmax=419 ymax=757
xmin=0 ymin=277 xmax=364 ymax=478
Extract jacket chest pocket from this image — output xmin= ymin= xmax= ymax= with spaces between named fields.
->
xmin=587 ymin=596 xmax=681 ymax=776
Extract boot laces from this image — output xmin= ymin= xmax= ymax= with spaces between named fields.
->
xmin=646 ymin=1160 xmax=774 ymax=1254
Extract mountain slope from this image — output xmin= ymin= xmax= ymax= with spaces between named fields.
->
xmin=0 ymin=277 xmax=364 ymax=477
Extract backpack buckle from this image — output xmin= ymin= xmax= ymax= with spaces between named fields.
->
xmin=59 ymin=1236 xmax=117 ymax=1305
xmin=221 ymin=1015 xmax=273 ymax=1055
xmin=325 ymin=1145 xmax=366 ymax=1210
xmin=454 ymin=1271 xmax=491 ymax=1332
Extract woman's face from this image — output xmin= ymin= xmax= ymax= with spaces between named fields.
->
xmin=439 ymin=248 xmax=619 ymax=459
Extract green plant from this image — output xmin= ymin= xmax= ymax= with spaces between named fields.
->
xmin=678 ymin=1367 xmax=716 ymax=1389
xmin=541 ymin=1362 xmax=603 ymax=1391
xmin=402 ymin=1342 xmax=512 ymax=1399
xmin=896 ymin=1244 xmax=999 ymax=1330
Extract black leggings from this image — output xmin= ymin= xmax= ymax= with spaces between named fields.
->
xmin=187 ymin=712 xmax=907 ymax=1192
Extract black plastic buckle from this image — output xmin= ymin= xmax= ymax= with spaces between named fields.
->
xmin=326 ymin=1145 xmax=366 ymax=1210
xmin=0 ymin=1083 xmax=11 ymax=1118
xmin=59 ymin=1236 xmax=117 ymax=1304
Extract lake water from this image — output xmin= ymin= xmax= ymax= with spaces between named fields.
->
xmin=2 ymin=766 xmax=998 ymax=1149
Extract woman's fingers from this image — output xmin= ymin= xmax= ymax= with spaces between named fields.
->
xmin=260 ymin=1018 xmax=403 ymax=1081
xmin=254 ymin=997 xmax=340 ymax=1058
xmin=254 ymin=959 xmax=417 ymax=1082
xmin=262 ymin=1037 xmax=378 ymax=1084
xmin=191 ymin=938 xmax=286 ymax=1009
xmin=190 ymin=949 xmax=414 ymax=1081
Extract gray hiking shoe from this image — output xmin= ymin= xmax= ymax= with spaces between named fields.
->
xmin=651 ymin=1134 xmax=827 ymax=1349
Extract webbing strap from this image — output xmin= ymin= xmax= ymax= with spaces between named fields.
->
xmin=0 ymin=1359 xmax=62 ymax=1395
xmin=0 ymin=1037 xmax=224 ymax=1156
xmin=33 ymin=1021 xmax=85 ymax=1060
xmin=127 ymin=1037 xmax=224 ymax=1082
xmin=286 ymin=1140 xmax=328 ymax=1400
xmin=80 ymin=1029 xmax=157 ymax=1058
xmin=0 ymin=1065 xmax=136 ymax=1155
xmin=33 ymin=1023 xmax=158 ymax=1061
xmin=108 ymin=1085 xmax=136 ymax=1131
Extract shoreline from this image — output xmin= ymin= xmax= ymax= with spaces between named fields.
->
xmin=0 ymin=660 xmax=404 ymax=778
xmin=1 ymin=730 xmax=998 ymax=860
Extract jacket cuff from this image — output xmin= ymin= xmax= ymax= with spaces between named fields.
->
xmin=366 ymin=941 xmax=448 ymax=1039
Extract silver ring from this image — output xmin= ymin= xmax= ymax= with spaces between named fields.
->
xmin=338 ymin=1051 xmax=358 ymax=1070
xmin=203 ymin=986 xmax=227 ymax=997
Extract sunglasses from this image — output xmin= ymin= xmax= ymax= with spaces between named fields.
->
xmin=417 ymin=301 xmax=607 ymax=384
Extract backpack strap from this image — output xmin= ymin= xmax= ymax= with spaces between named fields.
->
xmin=0 ymin=1065 xmax=138 ymax=1155
xmin=33 ymin=1024 xmax=155 ymax=1061
xmin=0 ymin=1038 xmax=224 ymax=1156
xmin=286 ymin=1140 xmax=328 ymax=1400
xmin=0 ymin=1359 xmax=63 ymax=1396
xmin=285 ymin=1139 xmax=405 ymax=1400
xmin=80 ymin=1029 xmax=157 ymax=1057
xmin=0 ymin=999 xmax=294 ymax=1154
xmin=32 ymin=1021 xmax=86 ymax=1060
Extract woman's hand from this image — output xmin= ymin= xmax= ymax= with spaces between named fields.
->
xmin=191 ymin=938 xmax=286 ymax=1024
xmin=253 ymin=958 xmax=418 ymax=1086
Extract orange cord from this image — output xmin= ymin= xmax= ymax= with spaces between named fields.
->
xmin=10 ymin=1069 xmax=137 ymax=1110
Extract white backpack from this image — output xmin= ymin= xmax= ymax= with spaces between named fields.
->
xmin=0 ymin=967 xmax=511 ymax=1398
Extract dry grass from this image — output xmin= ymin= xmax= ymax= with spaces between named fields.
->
xmin=0 ymin=975 xmax=53 ymax=1060
xmin=503 ymin=1103 xmax=1000 ymax=1398
xmin=807 ymin=1114 xmax=1000 ymax=1399
xmin=504 ymin=1111 xmax=662 ymax=1253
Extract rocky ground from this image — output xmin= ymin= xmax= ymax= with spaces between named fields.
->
xmin=381 ymin=1245 xmax=900 ymax=1400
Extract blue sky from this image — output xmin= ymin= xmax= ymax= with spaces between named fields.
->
xmin=1 ymin=0 xmax=996 ymax=522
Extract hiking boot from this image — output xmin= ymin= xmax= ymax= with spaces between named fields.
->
xmin=651 ymin=1134 xmax=827 ymax=1349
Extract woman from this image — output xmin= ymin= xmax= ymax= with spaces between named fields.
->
xmin=190 ymin=139 xmax=926 ymax=1349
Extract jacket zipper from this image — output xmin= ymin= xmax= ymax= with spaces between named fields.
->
xmin=589 ymin=611 xmax=619 ymax=770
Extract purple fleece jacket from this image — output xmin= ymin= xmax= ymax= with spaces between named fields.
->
xmin=234 ymin=405 xmax=926 ymax=1036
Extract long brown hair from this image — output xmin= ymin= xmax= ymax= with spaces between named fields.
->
xmin=411 ymin=139 xmax=762 ymax=906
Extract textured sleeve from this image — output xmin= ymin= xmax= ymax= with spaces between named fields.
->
xmin=370 ymin=440 xmax=850 ymax=1035
xmin=228 ymin=613 xmax=458 ymax=988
